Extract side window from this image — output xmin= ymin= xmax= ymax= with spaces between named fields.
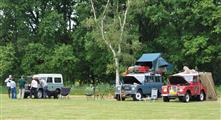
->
xmin=144 ymin=76 xmax=148 ymax=83
xmin=193 ymin=76 xmax=197 ymax=83
xmin=54 ymin=77 xmax=61 ymax=83
xmin=148 ymin=76 xmax=154 ymax=83
xmin=155 ymin=76 xmax=160 ymax=82
xmin=47 ymin=77 xmax=52 ymax=83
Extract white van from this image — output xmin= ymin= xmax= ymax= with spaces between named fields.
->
xmin=24 ymin=74 xmax=64 ymax=98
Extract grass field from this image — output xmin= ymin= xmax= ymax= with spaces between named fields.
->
xmin=0 ymin=94 xmax=220 ymax=120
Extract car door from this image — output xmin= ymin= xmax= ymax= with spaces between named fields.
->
xmin=192 ymin=76 xmax=200 ymax=95
xmin=53 ymin=77 xmax=64 ymax=90
xmin=154 ymin=76 xmax=163 ymax=93
xmin=143 ymin=76 xmax=154 ymax=94
xmin=46 ymin=77 xmax=53 ymax=91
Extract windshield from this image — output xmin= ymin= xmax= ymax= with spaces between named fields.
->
xmin=122 ymin=76 xmax=141 ymax=84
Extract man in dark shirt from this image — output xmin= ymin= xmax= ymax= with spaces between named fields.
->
xmin=18 ymin=76 xmax=26 ymax=99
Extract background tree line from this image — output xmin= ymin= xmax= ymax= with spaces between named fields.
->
xmin=0 ymin=0 xmax=221 ymax=85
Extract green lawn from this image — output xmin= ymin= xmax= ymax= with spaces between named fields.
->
xmin=0 ymin=94 xmax=220 ymax=120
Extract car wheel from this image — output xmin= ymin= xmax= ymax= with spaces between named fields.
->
xmin=116 ymin=95 xmax=121 ymax=101
xmin=37 ymin=90 xmax=43 ymax=99
xmin=183 ymin=92 xmax=190 ymax=102
xmin=163 ymin=96 xmax=169 ymax=102
xmin=54 ymin=89 xmax=60 ymax=99
xmin=24 ymin=94 xmax=28 ymax=98
xmin=198 ymin=91 xmax=205 ymax=101
xmin=24 ymin=91 xmax=29 ymax=99
xmin=133 ymin=90 xmax=143 ymax=101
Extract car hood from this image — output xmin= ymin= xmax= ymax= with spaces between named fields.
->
xmin=122 ymin=76 xmax=141 ymax=84
xmin=168 ymin=76 xmax=189 ymax=85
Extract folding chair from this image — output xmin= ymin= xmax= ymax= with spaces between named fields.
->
xmin=60 ymin=87 xmax=71 ymax=99
xmin=85 ymin=86 xmax=96 ymax=100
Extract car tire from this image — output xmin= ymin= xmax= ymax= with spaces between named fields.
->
xmin=24 ymin=94 xmax=28 ymax=99
xmin=116 ymin=94 xmax=121 ymax=101
xmin=163 ymin=96 xmax=170 ymax=102
xmin=37 ymin=90 xmax=43 ymax=99
xmin=116 ymin=95 xmax=125 ymax=101
xmin=133 ymin=90 xmax=143 ymax=101
xmin=197 ymin=91 xmax=205 ymax=101
xmin=54 ymin=89 xmax=60 ymax=99
xmin=183 ymin=92 xmax=190 ymax=102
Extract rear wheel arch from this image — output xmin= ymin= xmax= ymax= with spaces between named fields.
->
xmin=138 ymin=88 xmax=143 ymax=93
xmin=55 ymin=88 xmax=61 ymax=94
xmin=186 ymin=90 xmax=191 ymax=95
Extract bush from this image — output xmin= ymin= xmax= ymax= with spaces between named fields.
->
xmin=216 ymin=85 xmax=221 ymax=97
xmin=68 ymin=84 xmax=115 ymax=96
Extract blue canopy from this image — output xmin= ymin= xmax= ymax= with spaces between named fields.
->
xmin=137 ymin=53 xmax=161 ymax=62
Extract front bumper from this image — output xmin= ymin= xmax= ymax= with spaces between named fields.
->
xmin=162 ymin=94 xmax=185 ymax=97
xmin=115 ymin=90 xmax=136 ymax=98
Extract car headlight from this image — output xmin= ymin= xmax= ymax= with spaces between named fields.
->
xmin=117 ymin=87 xmax=121 ymax=91
xmin=132 ymin=87 xmax=135 ymax=91
xmin=179 ymin=88 xmax=183 ymax=92
xmin=163 ymin=87 xmax=167 ymax=92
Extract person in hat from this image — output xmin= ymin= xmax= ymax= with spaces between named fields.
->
xmin=4 ymin=75 xmax=12 ymax=98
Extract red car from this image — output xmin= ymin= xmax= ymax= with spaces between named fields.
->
xmin=162 ymin=73 xmax=207 ymax=102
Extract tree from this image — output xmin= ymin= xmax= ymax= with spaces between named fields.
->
xmin=89 ymin=0 xmax=131 ymax=86
xmin=0 ymin=44 xmax=16 ymax=84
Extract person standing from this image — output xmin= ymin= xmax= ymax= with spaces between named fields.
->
xmin=18 ymin=76 xmax=26 ymax=99
xmin=30 ymin=77 xmax=38 ymax=99
xmin=40 ymin=78 xmax=48 ymax=98
xmin=10 ymin=79 xmax=17 ymax=99
xmin=4 ymin=75 xmax=12 ymax=98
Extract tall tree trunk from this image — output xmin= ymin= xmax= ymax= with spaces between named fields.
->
xmin=114 ymin=56 xmax=120 ymax=86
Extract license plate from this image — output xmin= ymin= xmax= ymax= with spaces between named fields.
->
xmin=124 ymin=87 xmax=129 ymax=90
xmin=170 ymin=91 xmax=177 ymax=95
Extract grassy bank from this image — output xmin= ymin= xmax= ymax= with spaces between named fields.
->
xmin=1 ymin=85 xmax=221 ymax=95
xmin=0 ymin=94 xmax=221 ymax=120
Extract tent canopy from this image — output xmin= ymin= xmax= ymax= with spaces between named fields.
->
xmin=135 ymin=53 xmax=170 ymax=71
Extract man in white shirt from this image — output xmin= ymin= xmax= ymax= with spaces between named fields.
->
xmin=10 ymin=79 xmax=17 ymax=99
xmin=4 ymin=75 xmax=12 ymax=98
xmin=40 ymin=79 xmax=48 ymax=98
xmin=30 ymin=77 xmax=38 ymax=99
